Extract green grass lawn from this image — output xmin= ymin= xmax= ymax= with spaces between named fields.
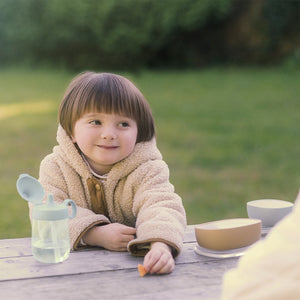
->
xmin=0 ymin=66 xmax=299 ymax=238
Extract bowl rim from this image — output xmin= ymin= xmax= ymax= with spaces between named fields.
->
xmin=247 ymin=199 xmax=294 ymax=209
xmin=194 ymin=218 xmax=261 ymax=231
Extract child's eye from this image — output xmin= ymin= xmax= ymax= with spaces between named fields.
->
xmin=90 ymin=120 xmax=101 ymax=125
xmin=119 ymin=122 xmax=129 ymax=128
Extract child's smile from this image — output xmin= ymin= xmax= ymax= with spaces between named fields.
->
xmin=97 ymin=144 xmax=119 ymax=150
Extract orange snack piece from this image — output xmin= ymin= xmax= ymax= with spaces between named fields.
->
xmin=138 ymin=264 xmax=147 ymax=277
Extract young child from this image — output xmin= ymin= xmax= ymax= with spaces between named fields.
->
xmin=38 ymin=71 xmax=186 ymax=274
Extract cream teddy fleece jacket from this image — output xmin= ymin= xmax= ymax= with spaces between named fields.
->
xmin=38 ymin=125 xmax=186 ymax=256
xmin=222 ymin=190 xmax=300 ymax=300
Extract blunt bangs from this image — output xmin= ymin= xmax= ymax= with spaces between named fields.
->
xmin=59 ymin=72 xmax=155 ymax=143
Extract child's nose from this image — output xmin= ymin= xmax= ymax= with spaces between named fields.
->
xmin=101 ymin=127 xmax=116 ymax=140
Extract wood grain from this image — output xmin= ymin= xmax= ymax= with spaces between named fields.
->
xmin=0 ymin=225 xmax=239 ymax=299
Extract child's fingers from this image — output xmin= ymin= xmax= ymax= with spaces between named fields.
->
xmin=155 ymin=258 xmax=175 ymax=274
xmin=120 ymin=225 xmax=137 ymax=235
xmin=147 ymin=253 xmax=169 ymax=274
xmin=143 ymin=250 xmax=161 ymax=273
xmin=143 ymin=248 xmax=175 ymax=274
xmin=120 ymin=233 xmax=135 ymax=243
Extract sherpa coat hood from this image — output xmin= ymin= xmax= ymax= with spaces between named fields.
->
xmin=38 ymin=125 xmax=186 ymax=256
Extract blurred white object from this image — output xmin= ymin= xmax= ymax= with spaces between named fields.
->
xmin=247 ymin=199 xmax=294 ymax=227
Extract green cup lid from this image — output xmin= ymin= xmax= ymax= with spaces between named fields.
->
xmin=17 ymin=174 xmax=77 ymax=221
xmin=16 ymin=174 xmax=44 ymax=204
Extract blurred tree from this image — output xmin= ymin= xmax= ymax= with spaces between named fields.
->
xmin=0 ymin=0 xmax=298 ymax=70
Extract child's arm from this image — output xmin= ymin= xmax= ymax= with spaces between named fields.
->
xmin=82 ymin=223 xmax=136 ymax=251
xmin=143 ymin=242 xmax=175 ymax=274
xmin=128 ymin=160 xmax=186 ymax=258
xmin=38 ymin=155 xmax=111 ymax=250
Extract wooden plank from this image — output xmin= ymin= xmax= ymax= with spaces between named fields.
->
xmin=0 ymin=238 xmax=31 ymax=258
xmin=0 ymin=225 xmax=197 ymax=259
xmin=0 ymin=248 xmax=142 ymax=281
xmin=0 ymin=225 xmax=239 ymax=299
xmin=0 ymin=241 xmax=221 ymax=281
xmin=183 ymin=224 xmax=197 ymax=242
xmin=0 ymin=258 xmax=238 ymax=300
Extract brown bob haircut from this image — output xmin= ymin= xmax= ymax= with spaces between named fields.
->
xmin=59 ymin=72 xmax=155 ymax=143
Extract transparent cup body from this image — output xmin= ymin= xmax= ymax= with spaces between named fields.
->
xmin=31 ymin=219 xmax=71 ymax=263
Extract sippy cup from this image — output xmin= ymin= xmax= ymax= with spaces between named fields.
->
xmin=17 ymin=174 xmax=77 ymax=263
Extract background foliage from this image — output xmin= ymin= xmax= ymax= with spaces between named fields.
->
xmin=0 ymin=0 xmax=299 ymax=70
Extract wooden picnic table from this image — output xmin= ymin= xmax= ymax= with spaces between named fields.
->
xmin=0 ymin=225 xmax=240 ymax=300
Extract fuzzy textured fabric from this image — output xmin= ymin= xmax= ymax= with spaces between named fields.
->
xmin=37 ymin=125 xmax=186 ymax=256
xmin=222 ymin=190 xmax=300 ymax=300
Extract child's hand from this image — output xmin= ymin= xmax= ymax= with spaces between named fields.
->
xmin=83 ymin=223 xmax=136 ymax=251
xmin=143 ymin=242 xmax=175 ymax=274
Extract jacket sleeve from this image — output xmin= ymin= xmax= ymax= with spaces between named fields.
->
xmin=127 ymin=160 xmax=187 ymax=257
xmin=38 ymin=154 xmax=110 ymax=250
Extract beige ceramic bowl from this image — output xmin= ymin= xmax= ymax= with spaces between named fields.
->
xmin=195 ymin=218 xmax=261 ymax=251
xmin=247 ymin=199 xmax=294 ymax=227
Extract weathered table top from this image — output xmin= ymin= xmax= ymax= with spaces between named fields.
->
xmin=0 ymin=225 xmax=239 ymax=300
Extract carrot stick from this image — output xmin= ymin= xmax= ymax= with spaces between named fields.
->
xmin=138 ymin=264 xmax=147 ymax=277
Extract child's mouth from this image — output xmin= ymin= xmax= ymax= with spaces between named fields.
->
xmin=98 ymin=145 xmax=118 ymax=150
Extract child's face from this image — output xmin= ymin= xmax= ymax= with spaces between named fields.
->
xmin=72 ymin=112 xmax=138 ymax=175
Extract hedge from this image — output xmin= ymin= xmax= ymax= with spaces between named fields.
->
xmin=0 ymin=0 xmax=298 ymax=70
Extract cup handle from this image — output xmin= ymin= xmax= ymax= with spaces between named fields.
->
xmin=63 ymin=199 xmax=77 ymax=219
